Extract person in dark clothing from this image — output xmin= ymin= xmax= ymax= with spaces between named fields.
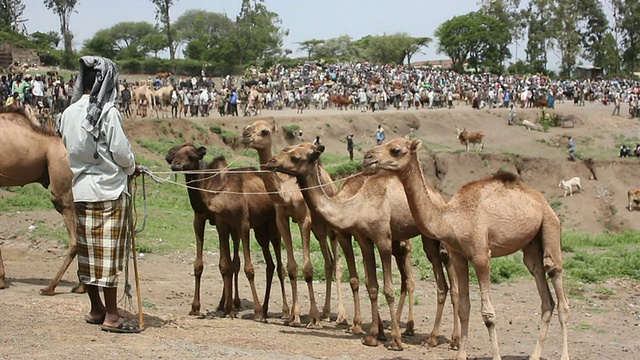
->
xmin=346 ymin=133 xmax=354 ymax=161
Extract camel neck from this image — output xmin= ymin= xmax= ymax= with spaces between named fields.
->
xmin=296 ymin=164 xmax=357 ymax=229
xmin=256 ymin=145 xmax=287 ymax=200
xmin=399 ymin=155 xmax=453 ymax=240
xmin=184 ymin=161 xmax=217 ymax=214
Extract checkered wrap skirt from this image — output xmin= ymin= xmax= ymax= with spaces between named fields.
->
xmin=75 ymin=193 xmax=130 ymax=288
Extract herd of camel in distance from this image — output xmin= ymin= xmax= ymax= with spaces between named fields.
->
xmin=13 ymin=95 xmax=640 ymax=359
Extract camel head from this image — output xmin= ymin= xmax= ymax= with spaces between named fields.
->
xmin=241 ymin=120 xmax=276 ymax=150
xmin=265 ymin=142 xmax=323 ymax=176
xmin=165 ymin=143 xmax=207 ymax=171
xmin=362 ymin=138 xmax=421 ymax=175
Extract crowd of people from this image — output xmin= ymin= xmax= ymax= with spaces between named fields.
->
xmin=1 ymin=71 xmax=74 ymax=114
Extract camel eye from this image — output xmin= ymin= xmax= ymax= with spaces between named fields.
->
xmin=291 ymin=156 xmax=300 ymax=163
xmin=261 ymin=129 xmax=270 ymax=135
xmin=390 ymin=148 xmax=401 ymax=156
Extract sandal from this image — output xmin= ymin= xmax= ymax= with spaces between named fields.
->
xmin=84 ymin=314 xmax=106 ymax=325
xmin=101 ymin=321 xmax=141 ymax=334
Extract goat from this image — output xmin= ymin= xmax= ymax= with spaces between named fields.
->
xmin=558 ymin=177 xmax=582 ymax=197
xmin=455 ymin=125 xmax=484 ymax=152
xmin=628 ymin=189 xmax=640 ymax=211
xmin=521 ymin=119 xmax=539 ymax=131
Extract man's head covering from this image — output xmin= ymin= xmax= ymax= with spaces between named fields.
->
xmin=70 ymin=56 xmax=120 ymax=137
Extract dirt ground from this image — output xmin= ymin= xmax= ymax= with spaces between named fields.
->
xmin=2 ymin=100 xmax=640 ymax=359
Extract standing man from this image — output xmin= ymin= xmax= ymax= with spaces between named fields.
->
xmin=567 ymin=135 xmax=576 ymax=161
xmin=346 ymin=133 xmax=354 ymax=161
xmin=612 ymin=93 xmax=621 ymax=116
xmin=375 ymin=124 xmax=385 ymax=145
xmin=59 ymin=56 xmax=141 ymax=334
xmin=120 ymin=83 xmax=132 ymax=118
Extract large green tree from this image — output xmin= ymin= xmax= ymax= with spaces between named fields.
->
xmin=524 ymin=0 xmax=554 ymax=73
xmin=297 ymin=39 xmax=324 ymax=60
xmin=150 ymin=0 xmax=178 ymax=66
xmin=478 ymin=0 xmax=524 ymax=58
xmin=81 ymin=21 xmax=160 ymax=59
xmin=314 ymin=35 xmax=360 ymax=61
xmin=173 ymin=10 xmax=234 ymax=64
xmin=363 ymin=33 xmax=431 ymax=65
xmin=612 ymin=0 xmax=640 ymax=73
xmin=578 ymin=0 xmax=613 ymax=73
xmin=435 ymin=11 xmax=510 ymax=73
xmin=0 ymin=0 xmax=25 ymax=30
xmin=43 ymin=0 xmax=78 ymax=68
xmin=232 ymin=0 xmax=287 ymax=65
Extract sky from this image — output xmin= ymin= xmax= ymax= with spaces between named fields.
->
xmin=23 ymin=0 xmax=544 ymax=66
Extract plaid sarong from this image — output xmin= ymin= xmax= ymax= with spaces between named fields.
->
xmin=75 ymin=193 xmax=130 ymax=288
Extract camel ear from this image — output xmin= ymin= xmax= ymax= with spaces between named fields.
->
xmin=197 ymin=146 xmax=207 ymax=159
xmin=317 ymin=145 xmax=326 ymax=154
xmin=310 ymin=146 xmax=325 ymax=162
xmin=410 ymin=140 xmax=422 ymax=153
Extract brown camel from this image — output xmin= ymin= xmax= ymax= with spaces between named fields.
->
xmin=362 ymin=138 xmax=570 ymax=360
xmin=134 ymin=85 xmax=158 ymax=118
xmin=242 ymin=120 xmax=339 ymax=328
xmin=165 ymin=144 xmax=288 ymax=320
xmin=0 ymin=106 xmax=84 ymax=295
xmin=266 ymin=143 xmax=461 ymax=351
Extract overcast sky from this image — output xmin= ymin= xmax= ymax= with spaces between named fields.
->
xmin=23 ymin=0 xmax=552 ymax=66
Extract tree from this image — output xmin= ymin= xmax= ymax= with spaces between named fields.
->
xmin=139 ymin=33 xmax=166 ymax=57
xmin=435 ymin=11 xmax=510 ymax=73
xmin=314 ymin=35 xmax=360 ymax=61
xmin=478 ymin=0 xmax=525 ymax=62
xmin=549 ymin=0 xmax=582 ymax=77
xmin=30 ymin=31 xmax=60 ymax=49
xmin=524 ymin=0 xmax=554 ymax=73
xmin=578 ymin=0 xmax=612 ymax=72
xmin=403 ymin=36 xmax=431 ymax=65
xmin=363 ymin=33 xmax=431 ymax=65
xmin=233 ymin=0 xmax=287 ymax=65
xmin=150 ymin=0 xmax=178 ymax=66
xmin=81 ymin=21 xmax=159 ymax=59
xmin=81 ymin=29 xmax=118 ymax=59
xmin=174 ymin=10 xmax=233 ymax=44
xmin=0 ymin=0 xmax=26 ymax=30
xmin=611 ymin=0 xmax=640 ymax=73
xmin=297 ymin=39 xmax=324 ymax=59
xmin=43 ymin=0 xmax=78 ymax=68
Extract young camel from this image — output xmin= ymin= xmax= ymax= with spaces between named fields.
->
xmin=0 ymin=106 xmax=84 ymax=295
xmin=266 ymin=143 xmax=461 ymax=351
xmin=362 ymin=138 xmax=570 ymax=360
xmin=242 ymin=120 xmax=340 ymax=328
xmin=166 ymin=144 xmax=287 ymax=320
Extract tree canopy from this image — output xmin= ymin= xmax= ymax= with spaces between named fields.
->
xmin=82 ymin=21 xmax=162 ymax=59
xmin=435 ymin=11 xmax=510 ymax=73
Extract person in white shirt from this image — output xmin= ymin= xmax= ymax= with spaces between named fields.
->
xmin=31 ymin=74 xmax=45 ymax=109
xmin=59 ymin=56 xmax=141 ymax=334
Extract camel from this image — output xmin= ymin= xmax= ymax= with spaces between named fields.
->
xmin=266 ymin=143 xmax=461 ymax=351
xmin=242 ymin=120 xmax=340 ymax=328
xmin=154 ymin=85 xmax=176 ymax=118
xmin=165 ymin=144 xmax=288 ymax=321
xmin=361 ymin=138 xmax=570 ymax=360
xmin=134 ymin=85 xmax=158 ymax=118
xmin=0 ymin=106 xmax=84 ymax=295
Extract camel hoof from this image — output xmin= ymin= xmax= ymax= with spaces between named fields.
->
xmin=0 ymin=282 xmax=5 ymax=290
xmin=234 ymin=299 xmax=242 ymax=310
xmin=450 ymin=335 xmax=460 ymax=350
xmin=426 ymin=336 xmax=439 ymax=347
xmin=348 ymin=324 xmax=364 ymax=335
xmin=39 ymin=288 xmax=55 ymax=296
xmin=335 ymin=313 xmax=349 ymax=326
xmin=321 ymin=307 xmax=331 ymax=320
xmin=285 ymin=317 xmax=302 ymax=327
xmin=385 ymin=338 xmax=404 ymax=351
xmin=281 ymin=306 xmax=290 ymax=318
xmin=306 ymin=321 xmax=323 ymax=330
xmin=362 ymin=336 xmax=379 ymax=347
xmin=71 ymin=283 xmax=86 ymax=294
xmin=402 ymin=320 xmax=415 ymax=337
xmin=377 ymin=332 xmax=387 ymax=342
xmin=188 ymin=310 xmax=201 ymax=316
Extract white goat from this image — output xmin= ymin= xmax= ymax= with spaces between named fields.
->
xmin=521 ymin=119 xmax=539 ymax=131
xmin=559 ymin=177 xmax=582 ymax=197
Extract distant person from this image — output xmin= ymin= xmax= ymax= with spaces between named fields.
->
xmin=567 ymin=135 xmax=576 ymax=161
xmin=619 ymin=144 xmax=631 ymax=158
xmin=4 ymin=92 xmax=19 ymax=109
xmin=346 ymin=133 xmax=354 ymax=161
xmin=375 ymin=124 xmax=385 ymax=145
xmin=508 ymin=103 xmax=516 ymax=125
xmin=612 ymin=93 xmax=621 ymax=116
xmin=313 ymin=136 xmax=321 ymax=146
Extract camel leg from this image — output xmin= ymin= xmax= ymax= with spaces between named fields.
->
xmin=275 ymin=212 xmax=299 ymax=325
xmin=421 ymin=236 xmax=447 ymax=345
xmin=360 ymin=239 xmax=383 ymax=347
xmin=444 ymin=249 xmax=460 ymax=349
xmin=523 ymin=239 xmax=556 ymax=360
xmin=189 ymin=214 xmax=207 ymax=315
xmin=393 ymin=240 xmax=415 ymax=337
xmin=333 ymin=232 xmax=348 ymax=325
xmin=451 ymin=253 xmax=471 ymax=360
xmin=268 ymin=220 xmax=289 ymax=319
xmin=472 ymin=252 xmax=501 ymax=360
xmin=312 ymin=223 xmax=334 ymax=321
xmin=299 ymin=215 xmax=321 ymax=329
xmin=255 ymin=224 xmax=274 ymax=317
xmin=339 ymin=233 xmax=364 ymax=334
xmin=379 ymin=244 xmax=403 ymax=351
xmin=0 ymin=248 xmax=5 ymax=289
xmin=240 ymin=225 xmax=265 ymax=321
xmin=217 ymin=222 xmax=235 ymax=318
xmin=40 ymin=161 xmax=82 ymax=295
xmin=231 ymin=229 xmax=242 ymax=311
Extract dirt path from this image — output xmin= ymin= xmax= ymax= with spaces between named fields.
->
xmin=1 ymin=225 xmax=639 ymax=360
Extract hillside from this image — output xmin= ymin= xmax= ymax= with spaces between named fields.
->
xmin=123 ymin=101 xmax=640 ymax=235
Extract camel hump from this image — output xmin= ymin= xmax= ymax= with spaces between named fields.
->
xmin=211 ymin=155 xmax=228 ymax=169
xmin=492 ymin=170 xmax=520 ymax=185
